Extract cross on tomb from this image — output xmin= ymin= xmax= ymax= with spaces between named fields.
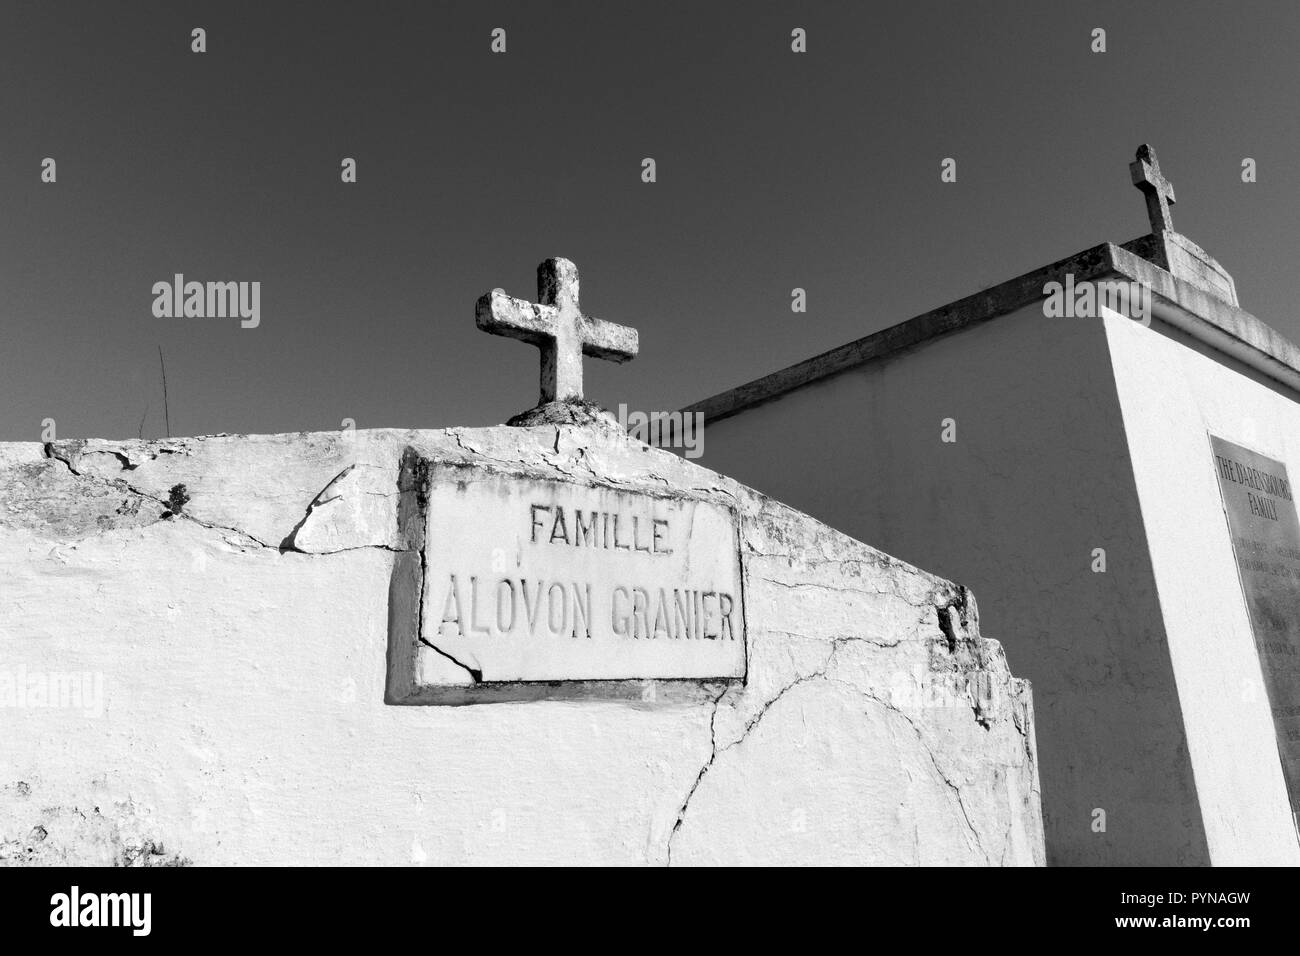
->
xmin=1130 ymin=143 xmax=1176 ymax=234
xmin=476 ymin=258 xmax=639 ymax=405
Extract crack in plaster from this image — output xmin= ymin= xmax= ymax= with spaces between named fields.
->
xmin=40 ymin=443 xmax=408 ymax=558
xmin=667 ymin=630 xmax=1000 ymax=865
xmin=666 ymin=641 xmax=843 ymax=864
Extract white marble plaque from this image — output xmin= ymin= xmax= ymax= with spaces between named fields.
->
xmin=420 ymin=469 xmax=746 ymax=682
xmin=1210 ymin=435 xmax=1300 ymax=816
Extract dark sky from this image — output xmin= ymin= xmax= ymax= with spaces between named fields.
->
xmin=3 ymin=1 xmax=1298 ymax=440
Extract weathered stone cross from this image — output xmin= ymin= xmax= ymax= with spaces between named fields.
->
xmin=476 ymin=258 xmax=639 ymax=405
xmin=1130 ymin=144 xmax=1176 ymax=234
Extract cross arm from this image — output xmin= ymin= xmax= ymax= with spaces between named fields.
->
xmin=581 ymin=314 xmax=639 ymax=363
xmin=1130 ymin=158 xmax=1176 ymax=204
xmin=475 ymin=289 xmax=558 ymax=347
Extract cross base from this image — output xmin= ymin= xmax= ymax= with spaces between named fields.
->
xmin=505 ymin=399 xmax=622 ymax=429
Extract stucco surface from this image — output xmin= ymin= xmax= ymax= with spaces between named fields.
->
xmin=0 ymin=425 xmax=1041 ymax=866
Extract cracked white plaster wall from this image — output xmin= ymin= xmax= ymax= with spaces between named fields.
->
xmin=0 ymin=424 xmax=1042 ymax=865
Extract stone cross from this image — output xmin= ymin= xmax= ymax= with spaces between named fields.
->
xmin=476 ymin=258 xmax=639 ymax=405
xmin=1130 ymin=144 xmax=1176 ymax=234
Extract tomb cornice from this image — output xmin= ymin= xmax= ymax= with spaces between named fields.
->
xmin=683 ymin=242 xmax=1300 ymax=423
